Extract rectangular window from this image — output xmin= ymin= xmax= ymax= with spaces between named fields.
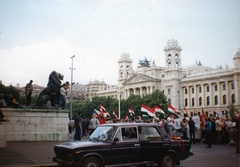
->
xmin=185 ymin=88 xmax=187 ymax=94
xmin=215 ymin=85 xmax=218 ymax=91
xmin=168 ymin=88 xmax=171 ymax=95
xmin=231 ymin=82 xmax=234 ymax=89
xmin=223 ymin=83 xmax=226 ymax=90
xmin=207 ymin=85 xmax=210 ymax=92
xmin=199 ymin=86 xmax=202 ymax=93
xmin=192 ymin=87 xmax=194 ymax=94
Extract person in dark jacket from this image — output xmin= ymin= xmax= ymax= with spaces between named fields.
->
xmin=188 ymin=117 xmax=196 ymax=144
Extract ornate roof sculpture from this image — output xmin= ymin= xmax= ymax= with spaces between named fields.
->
xmin=138 ymin=57 xmax=151 ymax=67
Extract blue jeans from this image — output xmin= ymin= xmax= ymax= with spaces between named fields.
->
xmin=58 ymin=94 xmax=66 ymax=109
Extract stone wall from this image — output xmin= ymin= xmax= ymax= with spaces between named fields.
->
xmin=0 ymin=108 xmax=69 ymax=142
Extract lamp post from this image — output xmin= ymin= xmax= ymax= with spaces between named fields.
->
xmin=70 ymin=55 xmax=75 ymax=119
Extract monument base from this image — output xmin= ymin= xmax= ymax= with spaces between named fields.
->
xmin=0 ymin=108 xmax=69 ymax=142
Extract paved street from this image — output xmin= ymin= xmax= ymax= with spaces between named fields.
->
xmin=0 ymin=139 xmax=239 ymax=167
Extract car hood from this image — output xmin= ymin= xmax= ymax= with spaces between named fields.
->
xmin=55 ymin=140 xmax=108 ymax=149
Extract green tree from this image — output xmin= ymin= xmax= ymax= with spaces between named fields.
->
xmin=0 ymin=83 xmax=21 ymax=106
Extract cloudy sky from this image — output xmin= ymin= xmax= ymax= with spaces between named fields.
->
xmin=0 ymin=0 xmax=239 ymax=87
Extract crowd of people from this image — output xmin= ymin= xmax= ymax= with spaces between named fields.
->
xmin=68 ymin=112 xmax=240 ymax=154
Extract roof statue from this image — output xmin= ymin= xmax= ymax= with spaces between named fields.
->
xmin=138 ymin=57 xmax=151 ymax=67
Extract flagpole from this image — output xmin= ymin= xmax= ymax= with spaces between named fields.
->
xmin=118 ymin=86 xmax=121 ymax=119
xmin=70 ymin=55 xmax=75 ymax=120
xmin=178 ymin=67 xmax=181 ymax=117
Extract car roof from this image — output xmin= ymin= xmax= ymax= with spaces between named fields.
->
xmin=99 ymin=123 xmax=162 ymax=127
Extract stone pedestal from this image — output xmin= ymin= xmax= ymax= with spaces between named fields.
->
xmin=0 ymin=123 xmax=7 ymax=148
xmin=0 ymin=108 xmax=69 ymax=141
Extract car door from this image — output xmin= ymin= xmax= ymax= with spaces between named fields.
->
xmin=110 ymin=126 xmax=141 ymax=165
xmin=140 ymin=126 xmax=171 ymax=161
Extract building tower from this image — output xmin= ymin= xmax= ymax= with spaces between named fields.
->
xmin=163 ymin=39 xmax=182 ymax=110
xmin=164 ymin=39 xmax=182 ymax=70
xmin=118 ymin=53 xmax=133 ymax=86
xmin=233 ymin=48 xmax=240 ymax=108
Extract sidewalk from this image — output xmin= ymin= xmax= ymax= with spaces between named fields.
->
xmin=0 ymin=141 xmax=61 ymax=167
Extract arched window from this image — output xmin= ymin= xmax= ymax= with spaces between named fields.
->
xmin=207 ymin=96 xmax=210 ymax=106
xmin=168 ymin=62 xmax=171 ymax=68
xmin=168 ymin=54 xmax=171 ymax=57
xmin=214 ymin=95 xmax=218 ymax=105
xmin=192 ymin=98 xmax=195 ymax=106
xmin=175 ymin=54 xmax=178 ymax=57
xmin=199 ymin=97 xmax=202 ymax=106
xmin=185 ymin=98 xmax=188 ymax=107
xmin=223 ymin=95 xmax=226 ymax=104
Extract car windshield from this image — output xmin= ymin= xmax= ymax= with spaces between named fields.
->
xmin=89 ymin=126 xmax=116 ymax=142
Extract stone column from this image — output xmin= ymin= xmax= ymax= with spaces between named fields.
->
xmin=140 ymin=87 xmax=143 ymax=97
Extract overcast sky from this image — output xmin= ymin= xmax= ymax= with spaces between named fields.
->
xmin=0 ymin=0 xmax=239 ymax=87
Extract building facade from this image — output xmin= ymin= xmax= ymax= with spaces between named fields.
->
xmin=86 ymin=39 xmax=240 ymax=116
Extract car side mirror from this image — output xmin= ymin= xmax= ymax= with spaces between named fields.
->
xmin=113 ymin=138 xmax=119 ymax=142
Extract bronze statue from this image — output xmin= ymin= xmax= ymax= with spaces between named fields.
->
xmin=34 ymin=71 xmax=64 ymax=107
xmin=138 ymin=57 xmax=150 ymax=67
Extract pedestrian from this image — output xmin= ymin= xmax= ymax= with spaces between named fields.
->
xmin=224 ymin=117 xmax=232 ymax=143
xmin=25 ymin=80 xmax=33 ymax=106
xmin=181 ymin=118 xmax=188 ymax=140
xmin=81 ymin=117 xmax=87 ymax=137
xmin=215 ymin=117 xmax=224 ymax=144
xmin=58 ymin=83 xmax=67 ymax=110
xmin=88 ymin=113 xmax=100 ymax=135
xmin=188 ymin=117 xmax=196 ymax=144
xmin=167 ymin=114 xmax=174 ymax=137
xmin=205 ymin=118 xmax=212 ymax=148
xmin=74 ymin=111 xmax=83 ymax=141
xmin=232 ymin=115 xmax=240 ymax=153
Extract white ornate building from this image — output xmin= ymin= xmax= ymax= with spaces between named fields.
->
xmin=86 ymin=39 xmax=240 ymax=116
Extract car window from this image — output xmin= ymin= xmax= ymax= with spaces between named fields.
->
xmin=89 ymin=126 xmax=116 ymax=142
xmin=120 ymin=127 xmax=138 ymax=141
xmin=115 ymin=127 xmax=138 ymax=142
xmin=139 ymin=126 xmax=162 ymax=140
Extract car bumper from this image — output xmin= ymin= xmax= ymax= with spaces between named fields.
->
xmin=53 ymin=157 xmax=79 ymax=167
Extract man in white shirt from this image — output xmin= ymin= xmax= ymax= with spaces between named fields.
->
xmin=167 ymin=114 xmax=174 ymax=137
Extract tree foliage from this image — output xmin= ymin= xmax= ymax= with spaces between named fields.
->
xmin=69 ymin=89 xmax=168 ymax=119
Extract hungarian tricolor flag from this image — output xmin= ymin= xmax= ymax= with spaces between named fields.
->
xmin=154 ymin=105 xmax=166 ymax=118
xmin=128 ymin=108 xmax=135 ymax=115
xmin=184 ymin=107 xmax=189 ymax=117
xmin=141 ymin=104 xmax=155 ymax=117
xmin=100 ymin=104 xmax=106 ymax=112
xmin=167 ymin=104 xmax=179 ymax=118
xmin=112 ymin=110 xmax=119 ymax=119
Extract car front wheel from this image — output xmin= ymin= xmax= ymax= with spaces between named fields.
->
xmin=159 ymin=153 xmax=176 ymax=167
xmin=82 ymin=156 xmax=102 ymax=167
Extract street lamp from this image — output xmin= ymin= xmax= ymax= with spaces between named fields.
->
xmin=70 ymin=55 xmax=75 ymax=119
